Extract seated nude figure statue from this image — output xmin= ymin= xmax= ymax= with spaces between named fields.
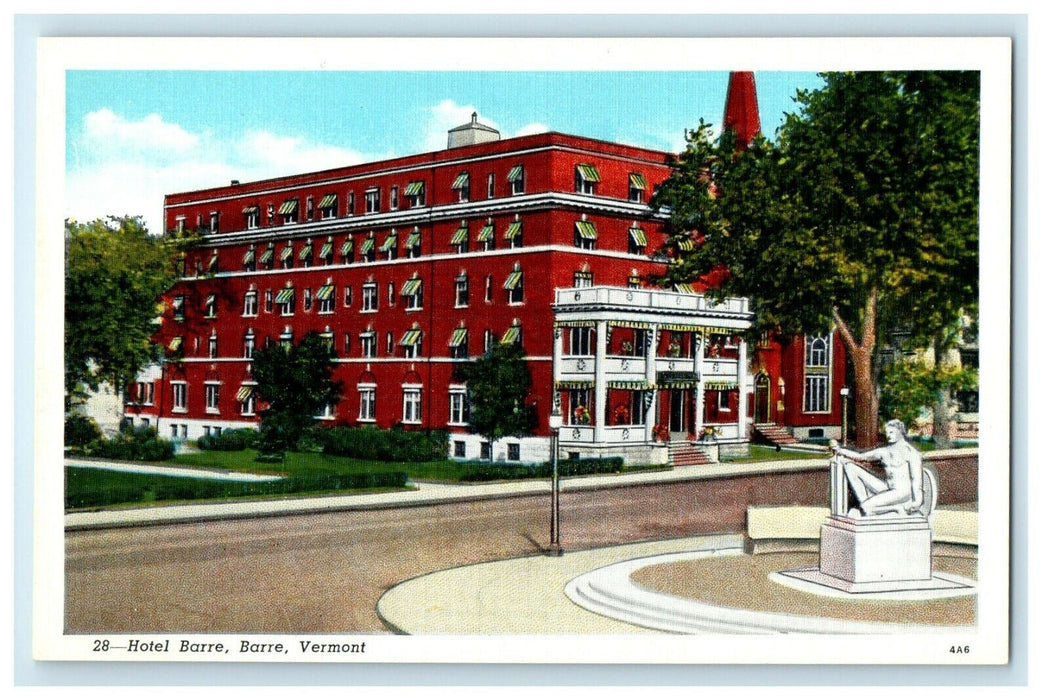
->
xmin=831 ymin=419 xmax=927 ymax=518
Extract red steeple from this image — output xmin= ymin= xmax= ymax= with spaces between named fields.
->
xmin=723 ymin=71 xmax=761 ymax=149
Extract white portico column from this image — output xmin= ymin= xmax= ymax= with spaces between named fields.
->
xmin=737 ymin=337 xmax=749 ymax=440
xmin=594 ymin=320 xmax=609 ymax=439
xmin=694 ymin=331 xmax=705 ymax=439
xmin=645 ymin=323 xmax=658 ymax=439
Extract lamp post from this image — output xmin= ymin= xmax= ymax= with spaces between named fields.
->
xmin=840 ymin=387 xmax=851 ymax=447
xmin=548 ymin=411 xmax=564 ymax=556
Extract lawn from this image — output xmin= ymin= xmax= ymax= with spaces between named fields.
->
xmin=169 ymin=449 xmax=478 ymax=481
xmin=720 ymin=444 xmax=827 ymax=463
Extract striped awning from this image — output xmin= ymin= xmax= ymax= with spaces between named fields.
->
xmin=660 ymin=379 xmax=698 ymax=389
xmin=555 ymin=380 xmax=594 ymax=390
xmin=555 ymin=320 xmax=596 ymax=328
xmin=167 ymin=336 xmax=183 ymax=352
xmin=208 ymin=252 xmax=219 ymax=271
xmin=575 ymin=220 xmax=598 ymax=240
xmin=477 ymin=222 xmax=494 ymax=242
xmin=629 ymin=227 xmax=647 ymax=246
xmin=171 ymin=297 xmax=184 ymax=311
xmin=608 ymin=380 xmax=653 ymax=390
xmin=705 ymin=381 xmax=739 ymax=391
xmin=401 ymin=278 xmax=422 ymax=296
xmin=242 ymin=205 xmax=259 ymax=215
xmin=399 ymin=329 xmax=422 ymax=346
xmin=629 ymin=173 xmax=647 ymax=189
xmin=506 ymin=165 xmax=523 ymax=182
xmin=611 ymin=320 xmax=650 ymax=330
xmin=576 ymin=164 xmax=601 ymax=182
xmin=205 ymin=293 xmax=216 ymax=306
xmin=504 ymin=221 xmax=522 ymax=240
xmin=677 ymin=239 xmax=695 ymax=251
xmin=674 ymin=283 xmax=696 ymax=294
xmin=242 ymin=247 xmax=255 ymax=264
xmin=379 ymin=232 xmax=397 ymax=252
xmin=705 ymin=327 xmax=739 ymax=336
xmin=449 ymin=328 xmax=468 ymax=347
xmin=281 ymin=245 xmax=294 ymax=261
xmin=451 ymin=172 xmax=470 ymax=189
xmin=500 ymin=325 xmax=521 ymax=345
xmin=504 ymin=271 xmax=523 ymax=290
xmin=660 ymin=322 xmax=704 ymax=332
xmin=298 ymin=242 xmax=313 ymax=260
xmin=316 ymin=284 xmax=335 ymax=301
xmin=450 ymin=225 xmax=469 ymax=245
xmin=259 ymin=245 xmax=274 ymax=264
xmin=318 ymin=193 xmax=338 ymax=208
xmin=407 ymin=229 xmax=422 ymax=248
xmin=319 ymin=240 xmax=333 ymax=258
xmin=340 ymin=238 xmax=354 ymax=256
xmin=236 ymin=385 xmax=255 ymax=402
xmin=359 ymin=237 xmax=375 ymax=254
xmin=278 ymin=198 xmax=298 ymax=215
xmin=403 ymin=181 xmax=424 ymax=196
xmin=274 ymin=286 xmax=295 ymax=304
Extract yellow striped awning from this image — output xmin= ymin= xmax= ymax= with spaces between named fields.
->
xmin=451 ymin=226 xmax=469 ymax=245
xmin=379 ymin=232 xmax=397 ymax=252
xmin=477 ymin=222 xmax=494 ymax=242
xmin=340 ymin=238 xmax=354 ymax=256
xmin=274 ymin=286 xmax=295 ymax=304
xmin=403 ymin=181 xmax=424 ymax=196
xmin=660 ymin=379 xmax=699 ymax=389
xmin=318 ymin=193 xmax=338 ymax=208
xmin=611 ymin=321 xmax=650 ymax=330
xmin=208 ymin=253 xmax=219 ymax=271
xmin=660 ymin=322 xmax=703 ymax=332
xmin=401 ymin=278 xmax=422 ymax=296
xmin=504 ymin=221 xmax=522 ymax=239
xmin=399 ymin=329 xmax=423 ymax=346
xmin=359 ymin=237 xmax=375 ymax=254
xmin=629 ymin=173 xmax=647 ymax=189
xmin=281 ymin=245 xmax=294 ymax=261
xmin=554 ymin=380 xmax=594 ymax=390
xmin=316 ymin=284 xmax=335 ymax=301
xmin=500 ymin=325 xmax=521 ymax=345
xmin=555 ymin=320 xmax=596 ymax=328
xmin=242 ymin=247 xmax=255 ymax=264
xmin=449 ymin=328 xmax=468 ymax=347
xmin=236 ymin=385 xmax=255 ymax=402
xmin=674 ymin=283 xmax=696 ymax=294
xmin=705 ymin=381 xmax=739 ymax=391
xmin=451 ymin=172 xmax=470 ymax=189
xmin=167 ymin=336 xmax=183 ymax=352
xmin=242 ymin=205 xmax=259 ymax=215
xmin=205 ymin=293 xmax=216 ymax=305
xmin=407 ymin=229 xmax=422 ymax=248
xmin=608 ymin=380 xmax=653 ymax=390
xmin=278 ymin=198 xmax=298 ymax=215
xmin=298 ymin=242 xmax=313 ymax=260
xmin=506 ymin=165 xmax=523 ymax=182
xmin=629 ymin=227 xmax=647 ymax=246
xmin=677 ymin=239 xmax=695 ymax=251
xmin=259 ymin=245 xmax=274 ymax=264
xmin=575 ymin=220 xmax=598 ymax=240
xmin=319 ymin=241 xmax=333 ymax=258
xmin=504 ymin=271 xmax=523 ymax=290
xmin=576 ymin=164 xmax=601 ymax=182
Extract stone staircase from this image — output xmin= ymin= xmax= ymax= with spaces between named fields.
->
xmin=668 ymin=441 xmax=713 ymax=467
xmin=752 ymin=423 xmax=800 ymax=447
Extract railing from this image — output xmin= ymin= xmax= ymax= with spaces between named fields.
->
xmin=555 ymin=355 xmax=737 ymax=382
xmin=559 ymin=424 xmax=651 ymax=444
xmin=555 ymin=286 xmax=750 ymax=316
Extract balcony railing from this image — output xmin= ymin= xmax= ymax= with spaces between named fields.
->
xmin=555 ymin=286 xmax=750 ymax=316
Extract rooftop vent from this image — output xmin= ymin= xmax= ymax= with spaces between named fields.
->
xmin=447 ymin=112 xmax=500 ymax=149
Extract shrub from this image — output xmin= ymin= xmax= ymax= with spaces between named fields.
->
xmin=197 ymin=428 xmax=260 ymax=452
xmin=457 ymin=456 xmax=628 ymax=482
xmin=65 ymin=414 xmax=102 ymax=448
xmin=315 ymin=426 xmax=448 ymax=462
xmin=85 ymin=425 xmax=175 ymax=462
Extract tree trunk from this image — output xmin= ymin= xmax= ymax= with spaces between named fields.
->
xmin=931 ymin=337 xmax=954 ymax=449
xmin=833 ymin=288 xmax=881 ymax=449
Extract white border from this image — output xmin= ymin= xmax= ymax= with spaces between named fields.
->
xmin=35 ymin=36 xmax=1012 ymax=665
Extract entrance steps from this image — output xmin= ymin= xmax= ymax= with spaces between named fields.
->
xmin=752 ymin=423 xmax=800 ymax=447
xmin=668 ymin=442 xmax=713 ymax=467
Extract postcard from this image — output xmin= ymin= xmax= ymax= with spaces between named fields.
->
xmin=33 ymin=34 xmax=1012 ymax=667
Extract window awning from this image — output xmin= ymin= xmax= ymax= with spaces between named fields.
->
xmin=258 ymin=246 xmax=274 ymax=264
xmin=359 ymin=237 xmax=375 ymax=254
xmin=406 ymin=230 xmax=422 ymax=248
xmin=673 ymin=283 xmax=696 ymax=294
xmin=401 ymin=278 xmax=422 ymax=296
xmin=629 ymin=173 xmax=647 ymax=189
xmin=506 ymin=165 xmax=523 ymax=182
xmin=705 ymin=381 xmax=739 ymax=391
xmin=660 ymin=379 xmax=698 ymax=389
xmin=504 ymin=271 xmax=523 ymax=290
xmin=575 ymin=220 xmax=598 ymax=240
xmin=242 ymin=205 xmax=259 ymax=215
xmin=274 ymin=286 xmax=295 ymax=304
xmin=676 ymin=239 xmax=695 ymax=251
xmin=319 ymin=241 xmax=333 ymax=258
xmin=476 ymin=223 xmax=494 ymax=242
xmin=171 ymin=297 xmax=184 ymax=311
xmin=208 ymin=253 xmax=219 ymax=271
xmin=451 ymin=172 xmax=470 ymax=189
xmin=504 ymin=221 xmax=522 ymax=240
xmin=236 ymin=385 xmax=255 ymax=402
xmin=281 ymin=245 xmax=294 ymax=261
xmin=205 ymin=293 xmax=216 ymax=305
xmin=449 ymin=328 xmax=468 ymax=347
xmin=612 ymin=320 xmax=650 ymax=330
xmin=278 ymin=198 xmax=298 ymax=215
xmin=399 ymin=329 xmax=423 ymax=346
xmin=500 ymin=325 xmax=521 ymax=345
xmin=555 ymin=320 xmax=596 ymax=328
xmin=629 ymin=227 xmax=647 ymax=246
xmin=168 ymin=336 xmax=183 ymax=352
xmin=298 ymin=243 xmax=313 ymax=260
xmin=555 ymin=380 xmax=594 ymax=390
xmin=660 ymin=322 xmax=703 ymax=332
xmin=318 ymin=193 xmax=338 ymax=208
xmin=608 ymin=380 xmax=653 ymax=390
xmin=450 ymin=226 xmax=469 ymax=245
xmin=242 ymin=247 xmax=256 ymax=264
xmin=340 ymin=238 xmax=354 ymax=256
xmin=379 ymin=233 xmax=397 ymax=252
xmin=403 ymin=181 xmax=424 ymax=196
xmin=576 ymin=164 xmax=601 ymax=182
xmin=316 ymin=284 xmax=335 ymax=301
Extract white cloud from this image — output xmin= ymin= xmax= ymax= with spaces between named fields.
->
xmin=422 ymin=99 xmax=501 ymax=152
xmin=67 ymin=110 xmax=373 ymax=233
xmin=514 ymin=122 xmax=550 ymax=137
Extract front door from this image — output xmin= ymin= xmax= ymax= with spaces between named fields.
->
xmin=669 ymin=389 xmax=691 ymax=437
xmin=754 ymin=373 xmax=771 ymax=424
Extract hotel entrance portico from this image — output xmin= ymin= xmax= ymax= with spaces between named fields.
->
xmin=551 ymin=286 xmax=754 ymax=465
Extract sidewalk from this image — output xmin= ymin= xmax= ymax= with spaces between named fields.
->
xmin=65 ymin=455 xmax=831 ymax=530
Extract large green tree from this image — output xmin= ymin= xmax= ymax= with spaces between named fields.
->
xmin=65 ymin=216 xmax=183 ymax=410
xmin=653 ymin=72 xmax=979 ymax=447
xmin=454 ymin=342 xmax=536 ymax=460
xmin=252 ymin=331 xmax=343 ymax=455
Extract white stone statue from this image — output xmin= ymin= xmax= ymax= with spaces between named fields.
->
xmin=830 ymin=419 xmax=936 ymax=518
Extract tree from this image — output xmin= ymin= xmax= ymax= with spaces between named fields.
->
xmin=251 ymin=331 xmax=343 ymax=455
xmin=453 ymin=342 xmax=536 ymax=460
xmin=879 ymin=357 xmax=977 ymax=434
xmin=653 ymin=72 xmax=979 ymax=447
xmin=65 ymin=216 xmax=183 ymax=411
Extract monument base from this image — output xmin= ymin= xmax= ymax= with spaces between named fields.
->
xmin=819 ymin=514 xmax=933 ymax=584
xmin=777 ymin=566 xmax=974 ymax=595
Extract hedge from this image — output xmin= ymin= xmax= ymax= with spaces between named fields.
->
xmin=457 ymin=456 xmax=629 ymax=482
xmin=84 ymin=426 xmax=175 ymax=462
xmin=312 ymin=426 xmax=448 ymax=462
xmin=197 ymin=428 xmax=260 ymax=452
xmin=64 ymin=414 xmax=103 ymax=448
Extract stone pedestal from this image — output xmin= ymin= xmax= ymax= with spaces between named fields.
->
xmin=820 ymin=515 xmax=931 ymax=587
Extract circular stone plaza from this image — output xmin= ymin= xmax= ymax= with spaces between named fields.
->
xmin=377 ymin=505 xmax=977 ymax=635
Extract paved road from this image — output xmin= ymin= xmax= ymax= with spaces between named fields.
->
xmin=66 ymin=471 xmax=834 ymax=635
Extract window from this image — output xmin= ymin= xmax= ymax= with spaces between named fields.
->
xmin=315 ymin=402 xmax=335 ymax=420
xmin=204 ymin=294 xmax=217 ymax=319
xmin=406 ymin=228 xmax=422 ymax=259
xmin=243 ymin=290 xmax=258 ymax=316
xmin=207 ymin=250 xmax=219 ymax=275
xmin=405 ymin=180 xmax=426 ymax=208
xmin=575 ymin=163 xmax=600 ymax=195
xmin=386 ymin=332 xmax=394 ymax=355
xmin=505 ymin=265 xmax=524 ymax=304
xmin=390 ymin=185 xmax=399 ymax=210
xmin=454 ymin=275 xmax=469 ymax=307
xmin=402 ymin=278 xmax=424 ymax=311
xmin=365 ymin=188 xmax=381 ymax=213
xmin=319 ymin=193 xmax=338 ymax=219
xmin=303 ymin=287 xmax=313 ymax=312
xmin=508 ymin=165 xmax=525 ymax=195
xmin=243 ymin=331 xmax=255 ymax=359
xmin=260 ymin=243 xmax=275 ymax=270
xmin=628 ymin=224 xmax=647 ymax=255
xmin=507 ymin=443 xmax=521 ymax=461
xmin=242 ymin=245 xmax=256 ymax=272
xmin=449 ymin=327 xmax=469 ymax=359
xmin=171 ymin=382 xmax=187 ymax=412
xmin=340 ymin=237 xmax=354 ymax=264
xmin=299 ymin=240 xmax=314 ymax=268
xmin=451 ymin=221 xmax=469 ymax=254
xmin=500 ymin=321 xmax=522 ymax=347
xmin=568 ymin=389 xmax=592 ymax=425
xmin=205 ymin=383 xmax=221 ymax=413
xmin=267 ymin=204 xmax=275 ymax=226
xmin=574 ymin=270 xmax=594 ymax=288
xmin=453 ymin=440 xmax=466 ymax=458
xmin=319 ymin=237 xmax=334 ymax=265
xmin=343 ymin=285 xmax=353 ymax=307
xmin=627 ymin=274 xmax=642 ymax=289
xmin=175 ymin=253 xmax=186 ymax=277
xmin=483 ymin=329 xmax=493 ymax=352
xmin=452 ymin=171 xmax=470 ymax=202
xmin=804 ymin=376 xmax=829 ymax=413
xmin=239 ymin=385 xmax=256 ymax=416
xmin=449 ymin=390 xmax=468 ymax=425
xmin=208 ymin=333 xmax=218 ymax=359
xmin=279 ymin=328 xmax=294 ymax=350
xmin=306 ymin=196 xmax=315 ymax=220
xmin=805 ymin=335 xmax=830 ymax=367
xmin=172 ymin=295 xmax=185 ymax=321
xmin=281 ymin=241 xmax=294 ymax=269
xmin=318 ymin=283 xmax=336 ymax=314
xmin=264 ymin=289 xmax=273 ymax=313
xmin=485 ymin=275 xmax=493 ymax=302
xmin=803 ymin=334 xmax=832 ymax=413
xmin=505 ymin=219 xmax=522 ymax=249
xmin=343 ymin=333 xmax=352 ymax=354
xmin=402 ymin=388 xmax=422 ymax=424
xmin=477 ymin=220 xmax=495 ymax=251
xmin=628 ymin=173 xmax=647 ymax=203
xmin=360 ymin=332 xmax=376 ymax=358
xmin=209 ymin=212 xmax=219 ymax=233
xmin=719 ymin=390 xmax=732 ymax=412
xmin=133 ymin=382 xmax=154 ymax=405
xmin=276 ymin=284 xmax=295 ymax=316
xmin=279 ymin=198 xmax=298 ymax=224
xmin=358 ymin=386 xmax=376 ymax=422
xmin=400 ymin=327 xmax=422 ymax=358
xmin=575 ymin=218 xmax=597 ymax=250
xmin=380 ymin=230 xmax=398 ymax=261
xmin=347 ymin=191 xmax=355 ymax=216
xmin=362 ymin=283 xmax=378 ymax=312
xmin=480 ymin=442 xmax=491 ymax=460
xmin=569 ymin=327 xmax=593 ymax=355
xmin=487 ymin=172 xmax=495 ymax=199
xmin=387 ymin=281 xmax=396 ymax=307
xmin=359 ymin=236 xmax=376 ymax=263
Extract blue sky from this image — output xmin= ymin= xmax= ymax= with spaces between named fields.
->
xmin=65 ymin=70 xmax=824 ymax=232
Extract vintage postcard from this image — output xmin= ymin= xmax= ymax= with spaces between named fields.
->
xmin=33 ymin=35 xmax=1012 ymax=666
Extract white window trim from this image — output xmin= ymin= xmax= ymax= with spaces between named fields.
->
xmin=204 ymin=381 xmax=221 ymax=414
xmin=448 ymin=386 xmax=468 ymax=426
xmin=402 ymin=386 xmax=423 ymax=425
xmin=357 ymin=383 xmax=377 ymax=422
